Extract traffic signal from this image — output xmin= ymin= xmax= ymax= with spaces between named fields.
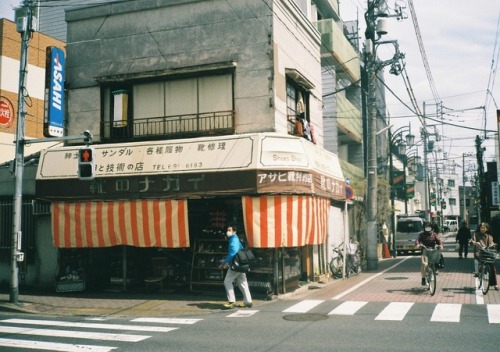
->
xmin=440 ymin=199 xmax=447 ymax=209
xmin=78 ymin=147 xmax=95 ymax=180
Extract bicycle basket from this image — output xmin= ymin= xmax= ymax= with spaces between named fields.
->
xmin=425 ymin=249 xmax=441 ymax=264
xmin=479 ymin=248 xmax=496 ymax=263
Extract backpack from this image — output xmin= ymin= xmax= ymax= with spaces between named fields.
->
xmin=231 ymin=247 xmax=256 ymax=273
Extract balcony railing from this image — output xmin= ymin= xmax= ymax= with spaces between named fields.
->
xmin=314 ymin=19 xmax=361 ymax=82
xmin=102 ymin=110 xmax=235 ymax=142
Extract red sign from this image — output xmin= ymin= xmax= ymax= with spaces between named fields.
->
xmin=345 ymin=185 xmax=355 ymax=200
xmin=0 ymin=96 xmax=15 ymax=129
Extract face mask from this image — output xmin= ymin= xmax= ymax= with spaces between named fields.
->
xmin=425 ymin=227 xmax=432 ymax=232
xmin=226 ymin=231 xmax=233 ymax=237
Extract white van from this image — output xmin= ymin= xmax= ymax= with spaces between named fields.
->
xmin=396 ymin=217 xmax=424 ymax=255
xmin=443 ymin=220 xmax=458 ymax=232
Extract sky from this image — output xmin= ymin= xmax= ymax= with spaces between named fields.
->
xmin=339 ymin=0 xmax=500 ymax=172
xmin=1 ymin=0 xmax=500 ymax=170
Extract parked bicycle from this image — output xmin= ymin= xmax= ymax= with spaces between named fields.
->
xmin=330 ymin=241 xmax=362 ymax=279
xmin=420 ymin=244 xmax=441 ymax=296
xmin=474 ymin=243 xmax=497 ymax=295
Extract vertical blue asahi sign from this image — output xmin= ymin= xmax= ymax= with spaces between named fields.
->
xmin=44 ymin=46 xmax=65 ymax=137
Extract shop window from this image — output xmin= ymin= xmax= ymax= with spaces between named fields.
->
xmin=286 ymin=79 xmax=313 ymax=143
xmin=102 ymin=74 xmax=234 ymax=141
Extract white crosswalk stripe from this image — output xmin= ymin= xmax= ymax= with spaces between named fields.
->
xmin=283 ymin=300 xmax=324 ymax=313
xmin=0 ymin=338 xmax=115 ymax=352
xmin=430 ymin=304 xmax=461 ymax=322
xmin=328 ymin=301 xmax=368 ymax=315
xmin=0 ymin=316 xmax=202 ymax=351
xmin=375 ymin=302 xmax=414 ymax=321
xmin=487 ymin=304 xmax=500 ymax=324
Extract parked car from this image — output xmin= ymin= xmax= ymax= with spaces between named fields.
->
xmin=443 ymin=219 xmax=458 ymax=232
xmin=396 ymin=217 xmax=424 ymax=255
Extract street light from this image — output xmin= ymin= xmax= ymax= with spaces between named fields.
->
xmin=388 ymin=124 xmax=414 ymax=258
xmin=365 ymin=0 xmax=406 ymax=270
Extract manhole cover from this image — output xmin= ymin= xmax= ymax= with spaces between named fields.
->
xmin=385 ymin=277 xmax=409 ymax=280
xmin=283 ymin=313 xmax=328 ymax=322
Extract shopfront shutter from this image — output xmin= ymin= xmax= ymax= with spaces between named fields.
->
xmin=51 ymin=200 xmax=189 ymax=248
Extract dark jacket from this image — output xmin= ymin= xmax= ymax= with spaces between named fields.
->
xmin=456 ymin=225 xmax=471 ymax=244
xmin=416 ymin=231 xmax=442 ymax=249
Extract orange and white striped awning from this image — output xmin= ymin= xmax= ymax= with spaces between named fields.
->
xmin=242 ymin=195 xmax=329 ymax=248
xmin=51 ymin=200 xmax=189 ymax=248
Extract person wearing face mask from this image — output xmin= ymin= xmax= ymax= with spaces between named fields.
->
xmin=218 ymin=226 xmax=253 ymax=309
xmin=470 ymin=222 xmax=498 ymax=290
xmin=416 ymin=221 xmax=443 ymax=286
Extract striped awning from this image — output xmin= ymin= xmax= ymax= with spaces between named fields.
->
xmin=51 ymin=200 xmax=189 ymax=248
xmin=242 ymin=195 xmax=330 ymax=248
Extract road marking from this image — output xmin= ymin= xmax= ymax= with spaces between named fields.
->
xmin=328 ymin=301 xmax=368 ymax=315
xmin=430 ymin=303 xmax=461 ymax=322
xmin=283 ymin=300 xmax=324 ymax=313
xmin=0 ymin=338 xmax=115 ymax=352
xmin=487 ymin=304 xmax=500 ymax=324
xmin=475 ymin=277 xmax=485 ymax=305
xmin=1 ymin=319 xmax=177 ymax=333
xmin=227 ymin=310 xmax=259 ymax=318
xmin=375 ymin=302 xmax=414 ymax=321
xmin=331 ymin=257 xmax=412 ymax=300
xmin=131 ymin=317 xmax=202 ymax=325
xmin=0 ymin=325 xmax=148 ymax=342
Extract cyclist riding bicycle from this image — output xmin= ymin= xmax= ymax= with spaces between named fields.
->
xmin=415 ymin=221 xmax=443 ymax=286
xmin=471 ymin=222 xmax=499 ymax=291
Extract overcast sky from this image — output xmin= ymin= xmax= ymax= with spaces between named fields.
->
xmin=2 ymin=0 xmax=500 ymax=167
xmin=340 ymin=0 xmax=500 ymax=167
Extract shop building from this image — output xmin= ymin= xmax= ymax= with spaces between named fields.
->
xmin=3 ymin=0 xmax=350 ymax=295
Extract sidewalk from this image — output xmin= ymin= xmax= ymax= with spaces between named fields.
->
xmin=0 ymin=260 xmax=397 ymax=318
xmin=2 ymin=248 xmax=496 ymax=317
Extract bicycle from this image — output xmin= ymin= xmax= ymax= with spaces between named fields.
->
xmin=474 ymin=243 xmax=497 ymax=295
xmin=329 ymin=241 xmax=361 ymax=279
xmin=420 ymin=245 xmax=441 ymax=296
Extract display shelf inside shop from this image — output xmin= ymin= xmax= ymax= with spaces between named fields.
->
xmin=55 ymin=252 xmax=86 ymax=293
xmin=190 ymin=238 xmax=227 ymax=293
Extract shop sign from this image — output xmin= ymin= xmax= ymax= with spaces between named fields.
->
xmin=0 ymin=96 xmax=15 ymax=129
xmin=43 ymin=46 xmax=65 ymax=137
xmin=36 ymin=133 xmax=346 ymax=201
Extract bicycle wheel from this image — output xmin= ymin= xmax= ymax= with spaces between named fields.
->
xmin=481 ymin=265 xmax=490 ymax=295
xmin=330 ymin=251 xmax=343 ymax=278
xmin=476 ymin=265 xmax=483 ymax=289
xmin=426 ymin=267 xmax=437 ymax=295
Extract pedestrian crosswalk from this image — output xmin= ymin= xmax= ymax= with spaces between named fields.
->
xmin=1 ymin=301 xmax=499 ymax=350
xmin=277 ymin=300 xmax=500 ymax=324
xmin=0 ymin=316 xmax=201 ymax=351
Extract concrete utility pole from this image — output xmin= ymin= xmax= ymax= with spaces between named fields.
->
xmin=364 ymin=0 xmax=405 ymax=270
xmin=10 ymin=0 xmax=39 ymax=304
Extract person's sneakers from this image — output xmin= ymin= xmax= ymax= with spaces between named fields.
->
xmin=237 ymin=302 xmax=253 ymax=308
xmin=473 ymin=273 xmax=479 ymax=277
xmin=495 ymin=286 xmax=499 ymax=291
xmin=223 ymin=302 xmax=235 ymax=309
xmin=421 ymin=278 xmax=426 ymax=286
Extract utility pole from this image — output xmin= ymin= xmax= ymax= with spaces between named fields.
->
xmin=476 ymin=135 xmax=488 ymax=223
xmin=364 ymin=0 xmax=405 ymax=270
xmin=10 ymin=0 xmax=39 ymax=304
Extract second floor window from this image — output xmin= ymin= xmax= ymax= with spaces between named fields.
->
xmin=102 ymin=74 xmax=234 ymax=140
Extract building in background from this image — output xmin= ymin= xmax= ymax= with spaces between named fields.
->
xmin=0 ymin=18 xmax=63 ymax=163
